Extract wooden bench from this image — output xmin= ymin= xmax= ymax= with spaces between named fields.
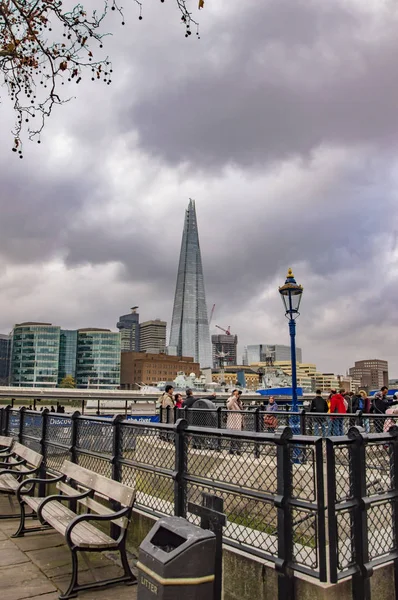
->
xmin=16 ymin=460 xmax=137 ymax=599
xmin=0 ymin=441 xmax=42 ymax=519
xmin=0 ymin=435 xmax=14 ymax=455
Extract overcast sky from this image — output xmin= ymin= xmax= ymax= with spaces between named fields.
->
xmin=1 ymin=0 xmax=398 ymax=376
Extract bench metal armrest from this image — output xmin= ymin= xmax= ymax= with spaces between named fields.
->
xmin=0 ymin=449 xmax=13 ymax=457
xmin=0 ymin=458 xmax=26 ymax=468
xmin=65 ymin=506 xmax=132 ymax=548
xmin=0 ymin=465 xmax=38 ymax=478
xmin=37 ymin=489 xmax=92 ymax=524
xmin=16 ymin=473 xmax=65 ymax=502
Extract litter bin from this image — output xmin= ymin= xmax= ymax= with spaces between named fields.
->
xmin=137 ymin=516 xmax=216 ymax=599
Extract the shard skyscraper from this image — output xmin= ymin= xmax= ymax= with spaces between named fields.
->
xmin=169 ymin=199 xmax=212 ymax=368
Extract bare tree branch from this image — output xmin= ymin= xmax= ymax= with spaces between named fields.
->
xmin=0 ymin=0 xmax=200 ymax=157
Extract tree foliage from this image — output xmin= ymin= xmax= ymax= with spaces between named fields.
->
xmin=59 ymin=374 xmax=76 ymax=388
xmin=0 ymin=0 xmax=200 ymax=157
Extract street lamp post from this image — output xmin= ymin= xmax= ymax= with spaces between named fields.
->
xmin=279 ymin=268 xmax=303 ymax=414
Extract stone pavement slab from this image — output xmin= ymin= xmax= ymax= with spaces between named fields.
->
xmin=12 ymin=531 xmax=64 ymax=552
xmin=0 ymin=493 xmax=137 ymax=600
xmin=29 ymin=595 xmax=59 ymax=600
xmin=27 ymin=544 xmax=115 ymax=578
xmin=0 ymin=539 xmax=30 ymax=567
xmin=0 ymin=562 xmax=57 ymax=600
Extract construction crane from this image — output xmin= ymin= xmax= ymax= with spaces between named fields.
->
xmin=216 ymin=325 xmax=231 ymax=335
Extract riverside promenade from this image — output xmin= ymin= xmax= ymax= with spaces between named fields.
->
xmin=0 ymin=497 xmax=137 ymax=600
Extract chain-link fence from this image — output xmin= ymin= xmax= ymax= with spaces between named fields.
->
xmin=163 ymin=406 xmax=398 ymax=438
xmin=3 ymin=406 xmax=398 ymax=597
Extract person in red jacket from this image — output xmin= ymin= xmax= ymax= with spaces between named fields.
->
xmin=330 ymin=390 xmax=347 ymax=436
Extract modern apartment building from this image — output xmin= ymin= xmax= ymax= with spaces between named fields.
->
xmin=11 ymin=323 xmax=61 ymax=387
xmin=120 ymin=352 xmax=200 ymax=388
xmin=75 ymin=329 xmax=121 ymax=389
xmin=348 ymin=359 xmax=389 ymax=391
xmin=117 ymin=307 xmax=140 ymax=352
xmin=139 ymin=319 xmax=166 ymax=354
xmin=168 ymin=200 xmax=212 ymax=368
xmin=243 ymin=344 xmax=302 ymax=365
xmin=211 ymin=334 xmax=238 ymax=368
xmin=0 ymin=334 xmax=11 ymax=384
xmin=10 ymin=323 xmax=121 ymax=389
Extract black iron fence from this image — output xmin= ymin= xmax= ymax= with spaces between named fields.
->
xmin=161 ymin=406 xmax=398 ymax=437
xmin=2 ymin=406 xmax=398 ymax=599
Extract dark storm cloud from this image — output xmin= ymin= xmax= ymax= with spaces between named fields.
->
xmin=122 ymin=0 xmax=398 ymax=169
xmin=0 ymin=159 xmax=95 ymax=265
xmin=0 ymin=0 xmax=397 ymax=374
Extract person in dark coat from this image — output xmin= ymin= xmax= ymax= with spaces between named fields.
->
xmin=372 ymin=386 xmax=389 ymax=432
xmin=310 ymin=390 xmax=329 ymax=437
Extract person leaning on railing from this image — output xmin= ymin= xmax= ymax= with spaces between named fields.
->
xmin=309 ymin=390 xmax=328 ymax=437
xmin=329 ymin=390 xmax=347 ymax=436
xmin=371 ymin=386 xmax=389 ymax=433
xmin=263 ymin=396 xmax=278 ymax=432
xmin=226 ymin=390 xmax=243 ymax=455
xmin=158 ymin=385 xmax=175 ymax=441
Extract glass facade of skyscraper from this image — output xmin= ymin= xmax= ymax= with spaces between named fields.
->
xmin=169 ymin=199 xmax=212 ymax=368
xmin=11 ymin=323 xmax=60 ymax=387
xmin=58 ymin=329 xmax=78 ymax=383
xmin=75 ymin=329 xmax=121 ymax=389
xmin=0 ymin=334 xmax=11 ymax=384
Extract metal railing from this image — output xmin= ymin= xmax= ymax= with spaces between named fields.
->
xmin=161 ymin=406 xmax=398 ymax=436
xmin=2 ymin=406 xmax=398 ymax=599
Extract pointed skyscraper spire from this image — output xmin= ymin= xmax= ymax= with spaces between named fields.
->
xmin=169 ymin=200 xmax=212 ymax=368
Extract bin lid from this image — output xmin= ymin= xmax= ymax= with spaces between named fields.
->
xmin=139 ymin=516 xmax=216 ymax=566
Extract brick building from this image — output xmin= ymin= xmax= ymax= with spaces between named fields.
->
xmin=349 ymin=359 xmax=389 ymax=391
xmin=120 ymin=352 xmax=200 ymax=388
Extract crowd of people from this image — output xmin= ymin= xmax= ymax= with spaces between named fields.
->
xmin=157 ymin=384 xmax=398 ymax=438
xmin=308 ymin=386 xmax=398 ymax=435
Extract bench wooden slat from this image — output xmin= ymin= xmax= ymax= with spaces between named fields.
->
xmin=6 ymin=457 xmax=34 ymax=473
xmin=24 ymin=496 xmax=43 ymax=511
xmin=0 ymin=473 xmax=20 ymax=491
xmin=62 ymin=461 xmax=134 ymax=507
xmin=0 ymin=436 xmax=13 ymax=449
xmin=56 ymin=481 xmax=81 ymax=497
xmin=78 ymin=496 xmax=129 ymax=529
xmin=12 ymin=442 xmax=42 ymax=468
xmin=41 ymin=501 xmax=116 ymax=548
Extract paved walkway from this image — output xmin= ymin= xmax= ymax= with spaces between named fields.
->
xmin=0 ymin=498 xmax=138 ymax=600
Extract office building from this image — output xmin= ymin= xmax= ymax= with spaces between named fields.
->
xmin=117 ymin=307 xmax=140 ymax=352
xmin=168 ymin=199 xmax=212 ymax=368
xmin=244 ymin=344 xmax=302 ymax=365
xmin=58 ymin=330 xmax=78 ymax=383
xmin=120 ymin=352 xmax=200 ymax=388
xmin=75 ymin=329 xmax=121 ymax=389
xmin=349 ymin=359 xmax=389 ymax=391
xmin=211 ymin=334 xmax=238 ymax=368
xmin=11 ymin=323 xmax=60 ymax=387
xmin=140 ymin=319 xmax=166 ymax=354
xmin=313 ymin=373 xmax=340 ymax=393
xmin=0 ymin=334 xmax=11 ymax=384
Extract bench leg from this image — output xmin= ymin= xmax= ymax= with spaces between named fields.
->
xmin=120 ymin=540 xmax=137 ymax=585
xmin=59 ymin=550 xmax=79 ymax=600
xmin=12 ymin=501 xmax=51 ymax=538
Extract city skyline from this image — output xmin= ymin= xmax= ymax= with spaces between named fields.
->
xmin=0 ymin=2 xmax=398 ymax=375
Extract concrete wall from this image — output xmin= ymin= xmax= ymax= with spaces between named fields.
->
xmin=128 ymin=508 xmax=395 ymax=600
